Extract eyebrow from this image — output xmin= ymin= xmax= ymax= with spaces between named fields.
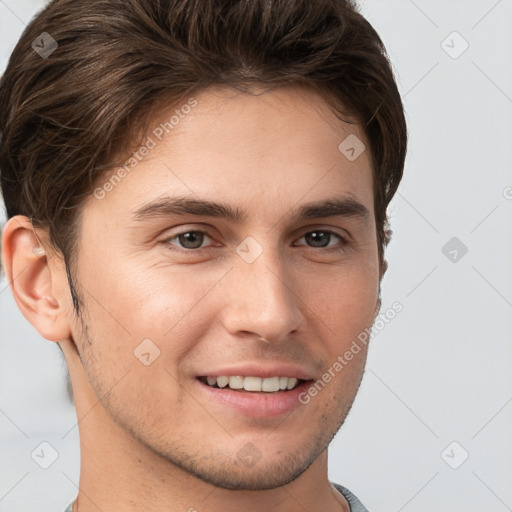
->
xmin=132 ymin=195 xmax=370 ymax=224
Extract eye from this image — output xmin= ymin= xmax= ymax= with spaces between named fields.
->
xmin=295 ymin=230 xmax=347 ymax=249
xmin=163 ymin=230 xmax=214 ymax=251
xmin=161 ymin=228 xmax=348 ymax=254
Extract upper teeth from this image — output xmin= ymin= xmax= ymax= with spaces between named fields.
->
xmin=205 ymin=376 xmax=299 ymax=392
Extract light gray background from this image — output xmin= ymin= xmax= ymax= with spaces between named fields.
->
xmin=1 ymin=1 xmax=511 ymax=511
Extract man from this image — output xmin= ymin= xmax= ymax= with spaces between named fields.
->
xmin=0 ymin=0 xmax=406 ymax=510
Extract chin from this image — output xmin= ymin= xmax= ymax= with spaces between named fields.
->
xmin=188 ymin=456 xmax=316 ymax=490
xmin=159 ymin=435 xmax=327 ymax=491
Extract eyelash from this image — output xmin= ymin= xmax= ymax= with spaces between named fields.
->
xmin=160 ymin=229 xmax=349 ymax=253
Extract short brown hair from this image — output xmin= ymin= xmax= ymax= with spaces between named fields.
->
xmin=0 ymin=0 xmax=407 ymax=311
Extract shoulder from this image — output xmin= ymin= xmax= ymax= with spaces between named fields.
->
xmin=331 ymin=482 xmax=371 ymax=512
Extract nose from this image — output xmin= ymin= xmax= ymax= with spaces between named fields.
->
xmin=220 ymin=244 xmax=305 ymax=344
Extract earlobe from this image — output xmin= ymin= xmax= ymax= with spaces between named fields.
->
xmin=1 ymin=216 xmax=72 ymax=342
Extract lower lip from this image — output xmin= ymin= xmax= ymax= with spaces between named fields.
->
xmin=195 ymin=379 xmax=312 ymax=418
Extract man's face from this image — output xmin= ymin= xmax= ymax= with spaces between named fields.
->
xmin=66 ymin=85 xmax=380 ymax=489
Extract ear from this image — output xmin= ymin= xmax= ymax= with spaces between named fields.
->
xmin=374 ymin=295 xmax=382 ymax=321
xmin=379 ymin=256 xmax=388 ymax=282
xmin=1 ymin=216 xmax=72 ymax=342
xmin=375 ymin=256 xmax=386 ymax=320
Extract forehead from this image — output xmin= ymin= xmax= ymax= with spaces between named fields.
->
xmin=86 ymin=85 xmax=374 ymax=227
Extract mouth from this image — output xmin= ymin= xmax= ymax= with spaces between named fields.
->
xmin=195 ymin=375 xmax=314 ymax=418
xmin=197 ymin=375 xmax=304 ymax=393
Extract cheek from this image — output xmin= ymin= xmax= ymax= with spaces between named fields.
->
xmin=71 ymin=262 xmax=200 ymax=419
xmin=78 ymin=260 xmax=224 ymax=359
xmin=301 ymin=259 xmax=379 ymax=334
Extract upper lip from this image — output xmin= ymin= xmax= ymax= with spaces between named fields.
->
xmin=196 ymin=363 xmax=314 ymax=381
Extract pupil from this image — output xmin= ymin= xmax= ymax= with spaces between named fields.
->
xmin=179 ymin=231 xmax=203 ymax=249
xmin=306 ymin=231 xmax=329 ymax=247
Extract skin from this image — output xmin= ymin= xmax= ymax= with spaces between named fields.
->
xmin=2 ymin=85 xmax=381 ymax=512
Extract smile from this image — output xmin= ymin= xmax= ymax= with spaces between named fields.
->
xmin=198 ymin=375 xmax=302 ymax=392
xmin=195 ymin=376 xmax=313 ymax=418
